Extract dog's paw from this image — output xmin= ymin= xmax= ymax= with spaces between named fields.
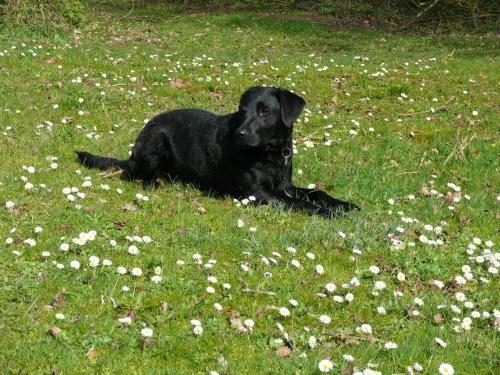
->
xmin=142 ymin=179 xmax=160 ymax=190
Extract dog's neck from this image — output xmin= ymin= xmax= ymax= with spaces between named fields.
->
xmin=264 ymin=128 xmax=293 ymax=152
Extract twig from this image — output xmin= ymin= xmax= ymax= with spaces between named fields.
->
xmin=241 ymin=288 xmax=276 ymax=296
xmin=118 ymin=0 xmax=135 ymax=20
xmin=444 ymin=133 xmax=476 ymax=164
xmin=416 ymin=0 xmax=442 ymax=19
xmin=323 ymin=330 xmax=385 ymax=344
xmin=396 ymin=171 xmax=417 ymax=177
xmin=398 ymin=96 xmax=455 ymax=117
xmin=99 ymin=170 xmax=122 ymax=178
xmin=24 ymin=296 xmax=39 ymax=316
xmin=276 ymin=322 xmax=295 ymax=348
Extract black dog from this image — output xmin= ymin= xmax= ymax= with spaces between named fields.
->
xmin=76 ymin=86 xmax=359 ymax=218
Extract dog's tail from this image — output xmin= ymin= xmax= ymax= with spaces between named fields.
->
xmin=75 ymin=151 xmax=130 ymax=172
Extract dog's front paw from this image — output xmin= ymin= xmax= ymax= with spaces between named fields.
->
xmin=332 ymin=202 xmax=360 ymax=215
xmin=346 ymin=202 xmax=360 ymax=212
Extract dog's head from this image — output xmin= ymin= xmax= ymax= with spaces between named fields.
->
xmin=234 ymin=86 xmax=305 ymax=148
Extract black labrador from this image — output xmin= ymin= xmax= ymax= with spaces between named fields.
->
xmin=76 ymin=86 xmax=359 ymax=218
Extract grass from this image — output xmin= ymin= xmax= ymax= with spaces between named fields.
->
xmin=0 ymin=6 xmax=499 ymax=375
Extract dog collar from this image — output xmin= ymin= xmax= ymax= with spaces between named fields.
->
xmin=282 ymin=147 xmax=292 ymax=165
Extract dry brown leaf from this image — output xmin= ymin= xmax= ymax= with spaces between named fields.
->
xmin=161 ymin=301 xmax=168 ymax=313
xmin=342 ymin=365 xmax=355 ymax=375
xmin=113 ymin=221 xmax=127 ymax=230
xmin=433 ymin=314 xmax=444 ymax=324
xmin=276 ymin=346 xmax=291 ymax=357
xmin=447 ymin=191 xmax=462 ymax=204
xmin=140 ymin=338 xmax=155 ymax=347
xmin=170 ymin=79 xmax=189 ymax=89
xmin=48 ymin=326 xmax=62 ymax=337
xmin=121 ymin=203 xmax=138 ymax=211
xmin=229 ymin=317 xmax=245 ymax=332
xmin=87 ymin=349 xmax=98 ymax=362
xmin=420 ymin=186 xmax=431 ymax=196
xmin=52 ymin=292 xmax=67 ymax=307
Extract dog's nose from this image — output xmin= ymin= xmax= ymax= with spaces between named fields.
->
xmin=238 ymin=130 xmax=248 ymax=139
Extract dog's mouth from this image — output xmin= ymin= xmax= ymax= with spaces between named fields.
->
xmin=234 ymin=136 xmax=261 ymax=148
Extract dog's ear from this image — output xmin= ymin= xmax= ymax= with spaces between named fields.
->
xmin=278 ymin=89 xmax=305 ymax=128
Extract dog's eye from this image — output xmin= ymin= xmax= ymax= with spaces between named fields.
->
xmin=258 ymin=107 xmax=271 ymax=117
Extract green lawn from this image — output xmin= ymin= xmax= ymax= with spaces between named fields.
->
xmin=0 ymin=6 xmax=498 ymax=375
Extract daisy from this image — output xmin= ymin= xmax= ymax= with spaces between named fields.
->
xmin=384 ymin=341 xmax=398 ymax=349
xmin=141 ymin=327 xmax=153 ymax=337
xmin=438 ymin=363 xmax=454 ymax=375
xmin=325 ymin=283 xmax=337 ymax=293
xmin=374 ymin=281 xmax=386 ymax=290
xmin=206 ymin=286 xmax=216 ymax=294
xmin=356 ymin=324 xmax=372 ymax=335
xmin=308 ymin=335 xmax=317 ymax=348
xmin=131 ymin=267 xmax=143 ymax=277
xmin=435 ymin=337 xmax=447 ymax=347
xmin=279 ymin=307 xmax=290 ymax=317
xmin=119 ymin=316 xmax=132 ymax=325
xmin=89 ymin=256 xmax=100 ymax=268
xmin=318 ymin=359 xmax=333 ymax=373
xmin=319 ymin=314 xmax=331 ymax=324
xmin=377 ymin=306 xmax=387 ymax=315
xmin=343 ymin=354 xmax=354 ymax=362
xmin=150 ymin=275 xmax=162 ymax=284
xmin=128 ymin=245 xmax=139 ymax=255
xmin=244 ymin=319 xmax=254 ymax=331
xmin=193 ymin=325 xmax=203 ymax=336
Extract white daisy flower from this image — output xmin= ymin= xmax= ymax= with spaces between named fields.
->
xmin=318 ymin=359 xmax=333 ymax=373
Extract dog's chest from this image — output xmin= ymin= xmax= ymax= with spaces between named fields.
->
xmin=250 ymin=156 xmax=289 ymax=189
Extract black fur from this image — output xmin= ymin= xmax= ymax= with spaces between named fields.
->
xmin=76 ymin=86 xmax=359 ymax=218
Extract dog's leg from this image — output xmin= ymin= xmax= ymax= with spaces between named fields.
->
xmin=285 ymin=186 xmax=359 ymax=214
xmin=254 ymin=192 xmax=334 ymax=218
xmin=142 ymin=179 xmax=160 ymax=190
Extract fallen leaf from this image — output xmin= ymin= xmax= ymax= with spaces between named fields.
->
xmin=420 ymin=186 xmax=431 ymax=196
xmin=342 ymin=365 xmax=355 ymax=375
xmin=140 ymin=338 xmax=155 ymax=347
xmin=52 ymin=292 xmax=67 ymax=307
xmin=48 ymin=326 xmax=62 ymax=337
xmin=87 ymin=349 xmax=98 ymax=362
xmin=121 ymin=203 xmax=138 ymax=211
xmin=276 ymin=346 xmax=291 ymax=357
xmin=161 ymin=301 xmax=168 ymax=313
xmin=433 ymin=314 xmax=444 ymax=324
xmin=447 ymin=191 xmax=462 ymax=204
xmin=113 ymin=221 xmax=127 ymax=230
xmin=229 ymin=317 xmax=245 ymax=332
xmin=170 ymin=79 xmax=189 ymax=89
